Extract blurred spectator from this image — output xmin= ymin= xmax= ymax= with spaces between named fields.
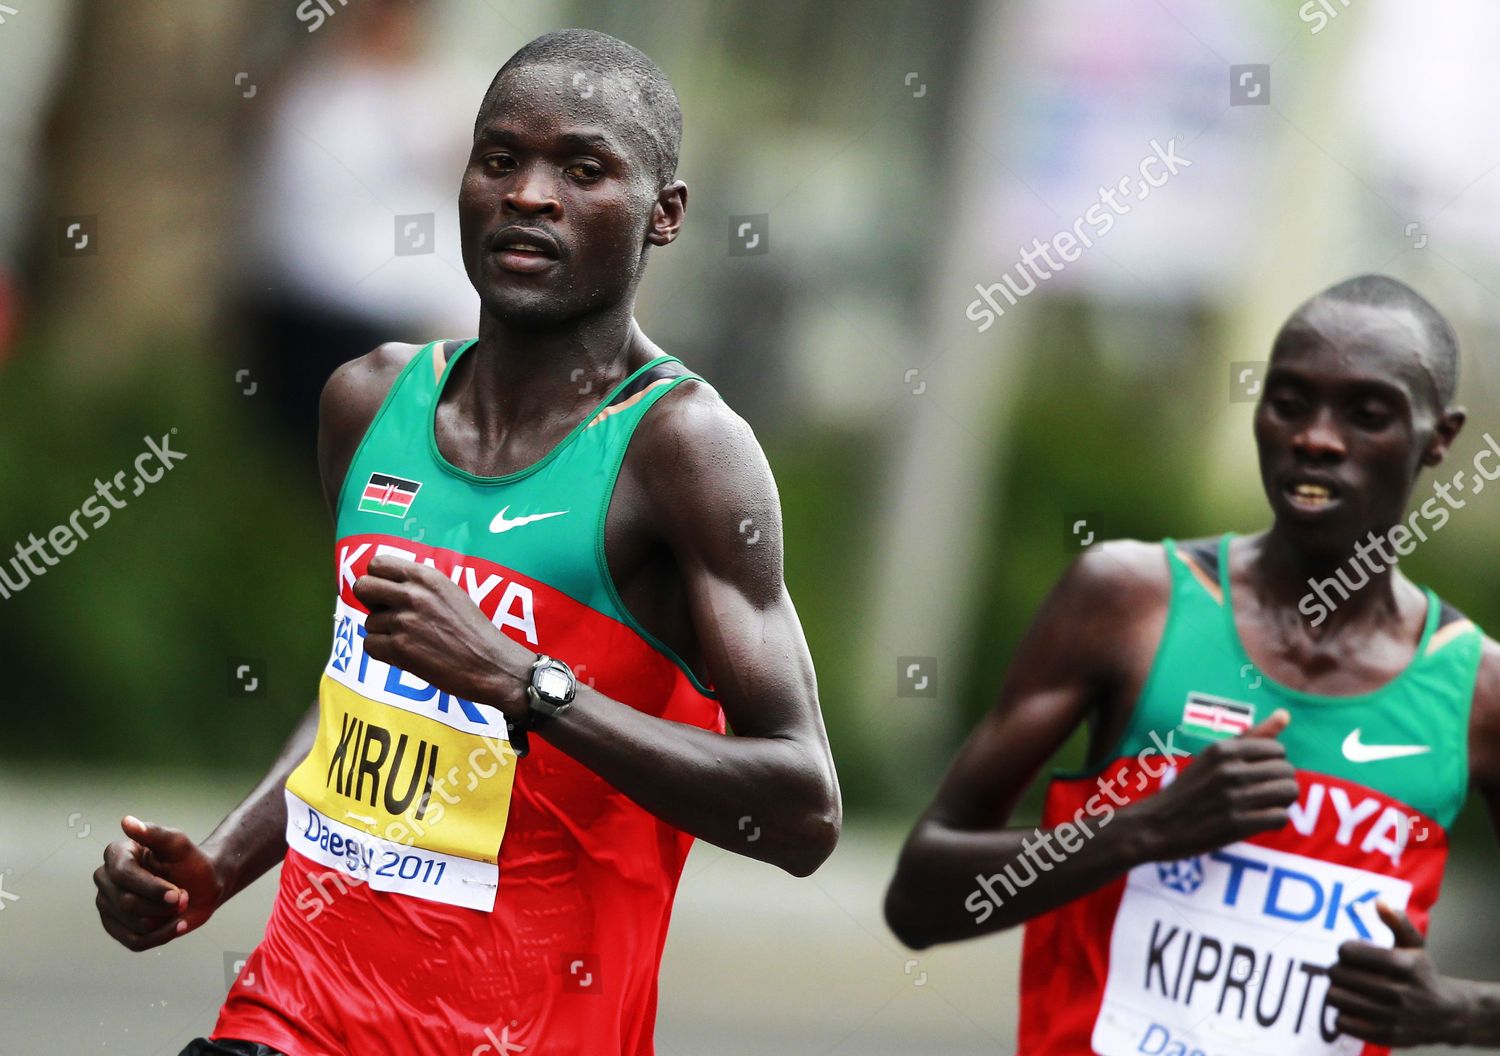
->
xmin=238 ymin=0 xmax=480 ymax=452
xmin=0 ymin=0 xmax=75 ymax=373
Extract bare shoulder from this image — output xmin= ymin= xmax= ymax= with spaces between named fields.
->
xmin=627 ymin=375 xmax=770 ymax=499
xmin=320 ymin=342 xmax=427 ymax=430
xmin=629 ymin=373 xmax=759 ymax=467
xmin=623 ymin=375 xmax=783 ymax=593
xmin=1058 ymin=537 xmax=1173 ymax=615
xmin=1028 ymin=538 xmax=1174 ymax=685
xmin=317 ymin=341 xmax=428 ymax=513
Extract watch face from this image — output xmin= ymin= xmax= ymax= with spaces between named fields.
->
xmin=536 ymin=666 xmax=572 ymax=701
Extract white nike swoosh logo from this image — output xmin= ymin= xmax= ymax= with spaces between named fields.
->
xmin=1341 ymin=729 xmax=1431 ymax=763
xmin=489 ymin=505 xmax=569 ymax=533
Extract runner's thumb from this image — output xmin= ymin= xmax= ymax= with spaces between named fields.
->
xmin=122 ymin=816 xmax=196 ymax=863
xmin=1240 ymin=708 xmax=1290 ymax=740
xmin=1375 ymin=899 xmax=1424 ymax=949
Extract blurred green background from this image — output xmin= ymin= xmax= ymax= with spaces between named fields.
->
xmin=3 ymin=1 xmax=1500 ymax=1052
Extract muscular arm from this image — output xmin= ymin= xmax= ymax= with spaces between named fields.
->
xmin=199 ymin=702 xmax=319 ymax=899
xmin=539 ymin=384 xmax=840 ymax=875
xmin=884 ymin=539 xmax=1296 ymax=949
xmin=355 ymin=381 xmax=842 ymax=875
xmin=883 ymin=541 xmax=1169 ymax=947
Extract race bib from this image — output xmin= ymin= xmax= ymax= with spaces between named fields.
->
xmin=283 ymin=598 xmax=521 ymax=911
xmin=1092 ymin=841 xmax=1410 ymax=1056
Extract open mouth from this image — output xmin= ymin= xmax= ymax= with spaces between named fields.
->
xmin=1282 ymin=479 xmax=1341 ymax=514
xmin=491 ymin=229 xmax=560 ymax=274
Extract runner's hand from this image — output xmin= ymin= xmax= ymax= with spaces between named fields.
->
xmin=1329 ymin=900 xmax=1472 ymax=1046
xmin=1131 ymin=709 xmax=1299 ymax=861
xmin=94 ymin=816 xmax=225 ymax=951
xmin=355 ymin=554 xmax=535 ymax=716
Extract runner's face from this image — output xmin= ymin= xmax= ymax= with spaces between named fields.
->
xmin=460 ymin=64 xmax=662 ymax=327
xmin=1254 ymin=300 xmax=1442 ymax=550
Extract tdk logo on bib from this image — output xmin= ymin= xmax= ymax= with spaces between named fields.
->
xmin=325 ymin=598 xmax=499 ymax=732
xmin=331 ymin=615 xmax=355 ymax=674
xmin=1194 ymin=847 xmax=1388 ymax=938
xmin=1151 ymin=845 xmax=1393 ymax=939
xmin=1092 ymin=840 xmax=1413 ymax=1056
xmin=1155 ymin=857 xmax=1204 ymax=895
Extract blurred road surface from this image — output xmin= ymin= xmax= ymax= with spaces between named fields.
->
xmin=1 ymin=767 xmax=1494 ymax=1055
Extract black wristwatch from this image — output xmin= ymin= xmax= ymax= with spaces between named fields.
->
xmin=525 ymin=653 xmax=577 ymax=730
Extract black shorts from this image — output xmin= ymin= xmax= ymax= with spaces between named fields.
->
xmin=178 ymin=1039 xmax=286 ymax=1056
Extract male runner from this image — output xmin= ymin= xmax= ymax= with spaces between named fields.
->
xmin=884 ymin=274 xmax=1500 ymax=1053
xmin=92 ymin=29 xmax=840 ymax=1056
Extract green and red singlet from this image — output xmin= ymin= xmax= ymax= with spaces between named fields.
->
xmin=214 ymin=339 xmax=724 ymax=1056
xmin=1016 ymin=535 xmax=1480 ymax=1056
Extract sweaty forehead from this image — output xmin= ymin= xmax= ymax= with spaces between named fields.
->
xmin=1274 ymin=298 xmax=1438 ymax=399
xmin=479 ymin=63 xmax=658 ymax=165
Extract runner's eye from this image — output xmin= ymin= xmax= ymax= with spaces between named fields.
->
xmin=565 ymin=161 xmax=603 ymax=181
xmin=1350 ymin=401 xmax=1394 ymax=429
xmin=1267 ymin=392 xmax=1305 ymax=418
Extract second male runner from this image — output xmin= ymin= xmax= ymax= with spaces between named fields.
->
xmin=885 ymin=275 xmax=1500 ymax=1054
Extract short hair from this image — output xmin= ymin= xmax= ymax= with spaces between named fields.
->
xmin=1294 ymin=274 xmax=1459 ymax=406
xmin=474 ymin=29 xmax=682 ymax=187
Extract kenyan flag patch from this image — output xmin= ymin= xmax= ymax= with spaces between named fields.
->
xmin=358 ymin=473 xmax=422 ymax=518
xmin=1181 ymin=691 xmax=1254 ymax=738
